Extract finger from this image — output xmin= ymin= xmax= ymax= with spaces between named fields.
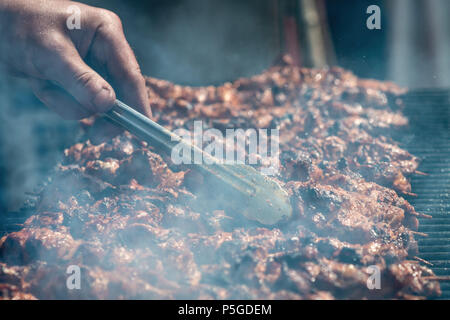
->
xmin=89 ymin=11 xmax=151 ymax=118
xmin=30 ymin=77 xmax=123 ymax=142
xmin=29 ymin=78 xmax=94 ymax=120
xmin=36 ymin=34 xmax=116 ymax=114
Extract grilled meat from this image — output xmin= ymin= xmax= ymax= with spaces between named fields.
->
xmin=0 ymin=56 xmax=439 ymax=299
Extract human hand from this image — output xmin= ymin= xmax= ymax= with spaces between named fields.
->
xmin=0 ymin=0 xmax=151 ymax=119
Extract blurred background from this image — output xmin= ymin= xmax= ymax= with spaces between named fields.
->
xmin=1 ymin=0 xmax=450 ymax=213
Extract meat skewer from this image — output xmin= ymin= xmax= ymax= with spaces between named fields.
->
xmin=104 ymin=100 xmax=293 ymax=225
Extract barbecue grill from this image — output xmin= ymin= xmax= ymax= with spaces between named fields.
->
xmin=0 ymin=72 xmax=448 ymax=300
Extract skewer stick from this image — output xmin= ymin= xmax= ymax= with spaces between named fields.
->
xmin=418 ymin=213 xmax=433 ymax=219
xmin=423 ymin=276 xmax=450 ymax=281
xmin=413 ymin=256 xmax=433 ymax=266
xmin=410 ymin=231 xmax=428 ymax=237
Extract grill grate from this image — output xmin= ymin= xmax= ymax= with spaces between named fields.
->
xmin=0 ymin=210 xmax=29 ymax=236
xmin=0 ymin=89 xmax=449 ymax=299
xmin=402 ymin=89 xmax=450 ymax=300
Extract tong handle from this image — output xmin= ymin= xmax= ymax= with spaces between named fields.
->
xmin=105 ymin=100 xmax=181 ymax=154
xmin=104 ymin=100 xmax=254 ymax=192
xmin=102 ymin=99 xmax=292 ymax=225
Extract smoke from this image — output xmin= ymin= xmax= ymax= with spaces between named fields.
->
xmin=0 ymin=75 xmax=80 ymax=213
xmin=86 ymin=0 xmax=279 ymax=86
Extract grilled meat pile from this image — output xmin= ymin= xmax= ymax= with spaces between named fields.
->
xmin=0 ymin=56 xmax=440 ymax=299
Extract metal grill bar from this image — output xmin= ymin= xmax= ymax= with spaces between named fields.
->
xmin=0 ymin=211 xmax=28 ymax=236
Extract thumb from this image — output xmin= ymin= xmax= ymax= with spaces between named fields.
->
xmin=40 ymin=42 xmax=116 ymax=113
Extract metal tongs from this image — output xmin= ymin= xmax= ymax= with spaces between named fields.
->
xmin=104 ymin=100 xmax=292 ymax=225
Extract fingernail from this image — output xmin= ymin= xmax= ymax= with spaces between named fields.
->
xmin=93 ymin=87 xmax=115 ymax=113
